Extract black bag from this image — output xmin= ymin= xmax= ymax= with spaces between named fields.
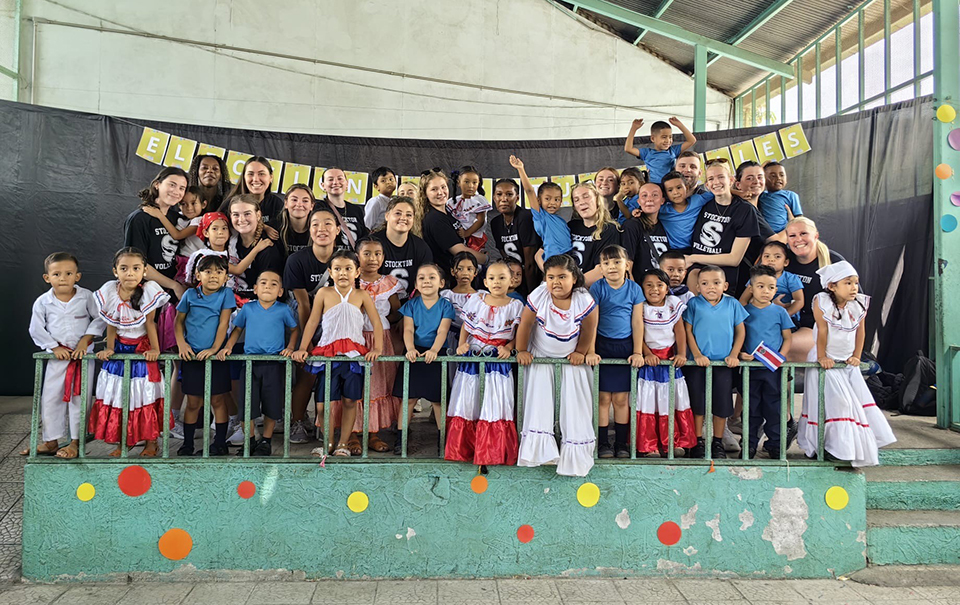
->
xmin=898 ymin=352 xmax=937 ymax=416
xmin=867 ymin=373 xmax=902 ymax=411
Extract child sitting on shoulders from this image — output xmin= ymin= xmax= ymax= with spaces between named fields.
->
xmin=364 ymin=166 xmax=398 ymax=230
xmin=25 ymin=252 xmax=105 ymax=459
xmin=739 ymin=265 xmax=794 ymax=459
xmin=798 ymin=262 xmax=895 ymax=466
xmin=447 ymin=165 xmax=492 ymax=253
xmin=217 ymin=270 xmax=299 ymax=457
xmin=445 ymin=260 xmax=524 ymax=465
xmin=510 ymin=155 xmax=572 ymax=268
xmin=624 ymin=117 xmax=697 ymax=184
xmin=659 ymin=250 xmax=695 ymax=304
xmin=293 ymin=250 xmax=383 ymax=457
xmin=682 ymin=265 xmax=748 ymax=460
xmin=759 ymin=162 xmax=803 ymax=233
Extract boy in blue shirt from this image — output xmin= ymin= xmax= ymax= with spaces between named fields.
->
xmin=682 ymin=265 xmax=748 ymax=459
xmin=510 ymin=155 xmax=571 ymax=268
xmin=738 ymin=241 xmax=804 ymax=322
xmin=759 ymin=161 xmax=803 ymax=232
xmin=624 ymin=117 xmax=697 ymax=184
xmin=218 ymin=271 xmax=299 ymax=456
xmin=740 ymin=265 xmax=794 ymax=459
xmin=657 ymin=170 xmax=713 ymax=250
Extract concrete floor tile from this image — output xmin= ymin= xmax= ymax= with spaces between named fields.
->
xmin=181 ymin=582 xmax=256 ymax=605
xmin=785 ymin=579 xmax=866 ymax=601
xmin=613 ymin=578 xmax=685 ymax=603
xmin=849 ymin=583 xmax=931 ymax=601
xmin=0 ymin=458 xmax=25 ymax=483
xmin=0 ymin=546 xmax=20 ymax=580
xmin=555 ymin=578 xmax=623 ymax=602
xmin=437 ymin=580 xmax=498 ymax=602
xmin=0 ymin=415 xmax=33 ymax=434
xmin=246 ymin=581 xmax=317 ymax=605
xmin=116 ymin=583 xmax=194 ymax=605
xmin=0 ymin=512 xmax=21 ymax=546
xmin=312 ymin=580 xmax=377 ymax=603
xmin=0 ymin=434 xmax=27 ymax=458
xmin=52 ymin=585 xmax=131 ymax=605
xmin=0 ymin=584 xmax=67 ymax=605
xmin=675 ymin=580 xmax=743 ymax=601
xmin=497 ymin=579 xmax=559 ymax=601
xmin=0 ymin=485 xmax=19 ymax=516
xmin=731 ymin=580 xmax=802 ymax=601
xmin=374 ymin=580 xmax=437 ymax=604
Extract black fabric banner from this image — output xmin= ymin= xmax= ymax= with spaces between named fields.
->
xmin=0 ymin=99 xmax=932 ymax=394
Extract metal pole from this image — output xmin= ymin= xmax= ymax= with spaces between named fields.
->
xmin=858 ymin=10 xmax=865 ymax=108
xmin=693 ymin=44 xmax=707 ymax=132
xmin=884 ymin=0 xmax=891 ymax=103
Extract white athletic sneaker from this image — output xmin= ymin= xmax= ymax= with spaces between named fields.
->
xmin=289 ymin=420 xmax=310 ymax=444
xmin=722 ymin=426 xmax=742 ymax=453
xmin=170 ymin=419 xmax=184 ymax=441
xmin=227 ymin=420 xmax=246 ymax=446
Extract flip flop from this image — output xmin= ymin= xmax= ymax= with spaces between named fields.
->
xmin=368 ymin=433 xmax=390 ymax=452
xmin=347 ymin=433 xmax=362 ymax=456
xmin=54 ymin=443 xmax=79 ymax=459
xmin=20 ymin=445 xmax=58 ymax=457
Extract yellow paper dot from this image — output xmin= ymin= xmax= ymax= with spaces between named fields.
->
xmin=825 ymin=486 xmax=849 ymax=510
xmin=76 ymin=483 xmax=95 ymax=502
xmin=347 ymin=491 xmax=369 ymax=513
xmin=577 ymin=482 xmax=600 ymax=508
xmin=937 ymin=104 xmax=957 ymax=123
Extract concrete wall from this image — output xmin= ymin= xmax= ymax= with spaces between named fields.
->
xmin=0 ymin=0 xmax=731 ymax=139
xmin=23 ymin=461 xmax=866 ymax=581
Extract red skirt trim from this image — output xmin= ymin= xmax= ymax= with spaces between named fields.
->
xmin=636 ymin=408 xmax=697 ymax=453
xmin=474 ymin=419 xmax=519 ymax=466
xmin=444 ymin=416 xmax=476 ymax=462
xmin=87 ymin=399 xmax=170 ymax=445
xmin=311 ymin=338 xmax=368 ymax=358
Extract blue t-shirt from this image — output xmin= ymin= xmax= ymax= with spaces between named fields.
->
xmin=399 ymin=296 xmax=456 ymax=349
xmin=758 ymin=190 xmax=803 ymax=232
xmin=617 ymin=194 xmax=640 ymax=225
xmin=177 ymin=286 xmax=237 ymax=351
xmin=658 ymin=192 xmax=713 ymax=249
xmin=743 ymin=303 xmax=794 ymax=355
xmin=747 ymin=270 xmax=803 ymax=303
xmin=638 ymin=144 xmax=684 ymax=184
xmin=682 ymin=294 xmax=749 ymax=360
xmin=507 ymin=291 xmax=526 ymax=304
xmin=531 ymin=207 xmax=573 ymax=260
xmin=589 ymin=278 xmax=645 ymax=339
xmin=233 ymin=300 xmax=298 ymax=355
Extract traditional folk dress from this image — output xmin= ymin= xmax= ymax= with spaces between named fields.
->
xmin=331 ymin=276 xmax=402 ymax=433
xmin=447 ymin=194 xmax=492 ymax=252
xmin=305 ymin=287 xmax=368 ymax=375
xmin=517 ymin=284 xmax=597 ymax=477
xmin=636 ymin=295 xmax=697 ymax=453
xmin=798 ymin=293 xmax=895 ymax=466
xmin=88 ymin=281 xmax=170 ymax=445
xmin=440 ymin=289 xmax=484 ymax=351
xmin=445 ymin=294 xmax=524 ymax=465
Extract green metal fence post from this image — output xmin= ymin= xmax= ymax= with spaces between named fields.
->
xmin=362 ymin=362 xmax=371 ymax=459
xmin=780 ymin=367 xmax=789 ymax=461
xmin=440 ymin=360 xmax=448 ymax=458
xmin=243 ymin=360 xmax=252 ymax=458
xmin=323 ymin=360 xmax=332 ymax=455
xmin=704 ymin=365 xmax=713 ymax=461
xmin=592 ymin=365 xmax=600 ymax=460
xmin=817 ymin=368 xmax=827 ymax=461
xmin=667 ymin=364 xmax=676 ymax=460
xmin=120 ymin=360 xmax=131 ymax=459
xmin=741 ymin=365 xmax=751 ymax=461
xmin=629 ymin=366 xmax=638 ymax=460
xmin=161 ymin=360 xmax=170 ymax=459
xmin=201 ymin=359 xmax=211 ymax=458
xmin=283 ymin=360 xmax=292 ymax=459
xmin=29 ymin=359 xmax=41 ymax=459
xmin=79 ymin=359 xmax=90 ymax=459
xmin=400 ymin=360 xmax=409 ymax=459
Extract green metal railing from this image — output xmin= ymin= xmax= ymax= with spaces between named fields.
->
xmin=28 ymin=353 xmax=846 ymax=466
xmin=735 ymin=0 xmax=934 ymax=127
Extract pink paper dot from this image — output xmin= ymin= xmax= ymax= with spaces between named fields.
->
xmin=949 ymin=128 xmax=960 ymax=151
xmin=951 ymin=193 xmax=960 ymax=207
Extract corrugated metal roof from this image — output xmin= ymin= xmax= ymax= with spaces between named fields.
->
xmin=561 ymin=0 xmax=921 ymax=96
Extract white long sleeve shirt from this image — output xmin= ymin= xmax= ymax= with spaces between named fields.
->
xmin=29 ymin=287 xmax=105 ymax=352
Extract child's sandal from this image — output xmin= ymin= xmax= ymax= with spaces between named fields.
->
xmin=347 ymin=433 xmax=362 ymax=456
xmin=333 ymin=443 xmax=351 ymax=457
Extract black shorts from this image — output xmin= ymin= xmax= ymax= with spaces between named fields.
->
xmin=238 ymin=361 xmax=285 ymax=421
xmin=596 ymin=336 xmax=634 ymax=393
xmin=392 ymin=345 xmax=446 ymax=403
xmin=180 ymin=359 xmax=232 ymax=396
xmin=685 ymin=365 xmax=735 ymax=418
xmin=314 ymin=361 xmax=363 ymax=403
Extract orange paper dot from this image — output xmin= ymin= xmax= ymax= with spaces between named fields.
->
xmin=936 ymin=163 xmax=954 ymax=180
xmin=517 ymin=524 xmax=534 ymax=543
xmin=118 ymin=465 xmax=151 ymax=497
xmin=657 ymin=521 xmax=681 ymax=546
xmin=237 ymin=481 xmax=256 ymax=499
xmin=158 ymin=528 xmax=192 ymax=561
xmin=470 ymin=476 xmax=488 ymax=494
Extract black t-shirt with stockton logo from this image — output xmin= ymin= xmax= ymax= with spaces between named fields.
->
xmin=491 ymin=206 xmax=541 ymax=264
xmin=371 ymin=230 xmax=433 ymax=301
xmin=283 ymin=247 xmax=332 ymax=297
xmin=621 ymin=218 xmax=661 ymax=282
xmin=123 ymin=207 xmax=178 ymax=281
xmin=316 ymin=198 xmax=369 ymax=250
xmin=567 ymin=219 xmax=621 ymax=275
xmin=422 ymin=207 xmax=464 ymax=280
xmin=690 ymin=196 xmax=759 ymax=288
xmin=268 ymin=219 xmax=311 ymax=259
xmin=218 ymin=191 xmax=284 ymax=225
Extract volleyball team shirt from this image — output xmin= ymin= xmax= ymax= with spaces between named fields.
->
xmin=371 ymin=230 xmax=433 ymax=301
xmin=266 ymin=220 xmax=311 ymax=258
xmin=491 ymin=206 xmax=540 ymax=267
xmin=567 ymin=219 xmax=620 ymax=275
xmin=316 ymin=198 xmax=369 ymax=249
xmin=123 ymin=207 xmax=178 ymax=281
xmin=232 ymin=237 xmax=285 ymax=300
xmin=422 ymin=207 xmax=463 ymax=277
xmin=620 ymin=218 xmax=661 ymax=281
xmin=283 ymin=247 xmax=332 ymax=296
xmin=690 ymin=197 xmax=759 ymax=285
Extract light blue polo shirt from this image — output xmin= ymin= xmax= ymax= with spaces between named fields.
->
xmin=682 ymin=294 xmax=749 ymax=360
xmin=177 ymin=286 xmax=236 ymax=351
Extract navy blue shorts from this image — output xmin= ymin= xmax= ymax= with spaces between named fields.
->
xmin=392 ymin=345 xmax=446 ymax=403
xmin=239 ymin=361 xmax=285 ymax=421
xmin=180 ymin=359 xmax=232 ymax=396
xmin=685 ymin=365 xmax=735 ymax=418
xmin=597 ymin=336 xmax=634 ymax=393
xmin=314 ymin=361 xmax=363 ymax=403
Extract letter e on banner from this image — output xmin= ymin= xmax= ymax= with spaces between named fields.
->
xmin=552 ymin=175 xmax=576 ymax=207
xmin=312 ymin=167 xmax=328 ymax=199
xmin=280 ymin=163 xmax=312 ymax=192
xmin=753 ymin=133 xmax=785 ymax=164
xmin=779 ymin=123 xmax=812 ymax=158
xmin=225 ymin=151 xmax=253 ymax=184
xmin=344 ymin=171 xmax=370 ymax=205
xmin=267 ymin=158 xmax=284 ymax=193
xmin=136 ymin=128 xmax=170 ymax=164
xmin=730 ymin=140 xmax=760 ymax=165
xmin=196 ymin=143 xmax=226 ymax=158
xmin=162 ymin=136 xmax=198 ymax=171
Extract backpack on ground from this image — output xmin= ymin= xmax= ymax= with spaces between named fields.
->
xmin=898 ymin=351 xmax=937 ymax=416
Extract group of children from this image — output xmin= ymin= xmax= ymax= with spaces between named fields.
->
xmin=27 ymin=117 xmax=893 ymax=470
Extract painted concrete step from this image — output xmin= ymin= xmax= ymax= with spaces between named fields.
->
xmin=865 ymin=465 xmax=960 ymax=510
xmin=850 ymin=564 xmax=960 ymax=587
xmin=879 ymin=448 xmax=960 ymax=466
xmin=867 ymin=510 xmax=960 ymax=565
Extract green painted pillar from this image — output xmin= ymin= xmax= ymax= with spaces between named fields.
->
xmin=694 ymin=44 xmax=707 ymax=132
xmin=932 ymin=0 xmax=960 ymax=429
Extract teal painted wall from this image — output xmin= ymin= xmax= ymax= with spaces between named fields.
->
xmin=23 ymin=462 xmax=866 ymax=581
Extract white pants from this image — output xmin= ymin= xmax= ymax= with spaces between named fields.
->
xmin=40 ymin=359 xmax=91 ymax=442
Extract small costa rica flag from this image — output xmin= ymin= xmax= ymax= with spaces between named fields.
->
xmin=752 ymin=341 xmax=785 ymax=371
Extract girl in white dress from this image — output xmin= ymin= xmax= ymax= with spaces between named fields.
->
xmin=440 ymin=251 xmax=484 ymax=350
xmin=445 ymin=261 xmax=524 ymax=465
xmin=798 ymin=261 xmax=895 ymax=466
xmin=516 ymin=254 xmax=599 ymax=477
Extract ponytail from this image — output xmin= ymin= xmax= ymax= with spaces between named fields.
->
xmin=112 ymin=247 xmax=149 ymax=311
xmin=786 ymin=217 xmax=833 ymax=268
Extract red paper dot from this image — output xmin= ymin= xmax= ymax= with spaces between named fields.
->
xmin=237 ymin=481 xmax=256 ymax=499
xmin=517 ymin=524 xmax=534 ymax=543
xmin=657 ymin=521 xmax=681 ymax=546
xmin=117 ymin=465 xmax=151 ymax=497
